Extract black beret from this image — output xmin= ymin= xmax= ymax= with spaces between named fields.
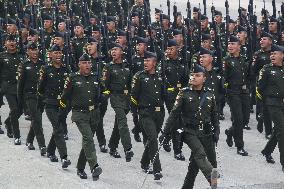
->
xmin=144 ymin=51 xmax=157 ymax=59
xmin=54 ymin=31 xmax=64 ymax=38
xmin=5 ymin=35 xmax=16 ymax=41
xmin=199 ymin=47 xmax=213 ymax=56
xmin=7 ymin=18 xmax=16 ymax=25
xmin=26 ymin=42 xmax=38 ymax=49
xmin=58 ymin=0 xmax=66 ymax=5
xmin=229 ymin=19 xmax=236 ymax=24
xmin=192 ymin=63 xmax=206 ymax=73
xmin=269 ymin=17 xmax=278 ymax=23
xmin=214 ymin=10 xmax=222 ymax=16
xmin=176 ymin=12 xmax=182 ymax=16
xmin=50 ymin=44 xmax=62 ymax=52
xmin=88 ymin=37 xmax=98 ymax=43
xmin=167 ymin=39 xmax=177 ymax=47
xmin=74 ymin=21 xmax=83 ymax=27
xmin=42 ymin=14 xmax=53 ymax=21
xmin=193 ymin=7 xmax=200 ymax=12
xmin=29 ymin=28 xmax=39 ymax=36
xmin=261 ymin=31 xmax=273 ymax=39
xmin=117 ymin=29 xmax=127 ymax=36
xmin=200 ymin=14 xmax=208 ymax=21
xmin=228 ymin=35 xmax=240 ymax=43
xmin=237 ymin=25 xmax=247 ymax=33
xmin=155 ymin=8 xmax=162 ymax=14
xmin=136 ymin=36 xmax=148 ymax=44
xmin=109 ymin=42 xmax=123 ymax=49
xmin=271 ymin=44 xmax=284 ymax=52
xmin=79 ymin=53 xmax=91 ymax=61
xmin=89 ymin=14 xmax=98 ymax=19
xmin=240 ymin=7 xmax=246 ymax=11
xmin=161 ymin=14 xmax=170 ymax=20
xmin=107 ymin=16 xmax=116 ymax=23
xmin=92 ymin=25 xmax=100 ymax=32
xmin=131 ymin=12 xmax=139 ymax=17
xmin=23 ymin=14 xmax=30 ymax=20
xmin=173 ymin=29 xmax=182 ymax=36
xmin=201 ymin=33 xmax=211 ymax=41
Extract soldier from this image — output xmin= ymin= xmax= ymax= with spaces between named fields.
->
xmin=223 ymin=35 xmax=249 ymax=156
xmin=101 ymin=42 xmax=134 ymax=162
xmin=253 ymin=32 xmax=273 ymax=138
xmin=161 ymin=14 xmax=173 ymax=41
xmin=37 ymin=44 xmax=71 ymax=168
xmin=0 ymin=35 xmax=24 ymax=143
xmin=228 ymin=19 xmax=237 ymax=35
xmin=86 ymin=38 xmax=108 ymax=153
xmin=17 ymin=42 xmax=46 ymax=154
xmin=106 ymin=16 xmax=118 ymax=43
xmin=257 ymin=44 xmax=284 ymax=173
xmin=60 ymin=53 xmax=103 ymax=180
xmin=200 ymin=15 xmax=210 ymax=34
xmin=162 ymin=64 xmax=219 ymax=188
xmin=130 ymin=37 xmax=149 ymax=142
xmin=161 ymin=39 xmax=188 ymax=160
xmin=42 ymin=14 xmax=55 ymax=49
xmin=268 ymin=17 xmax=279 ymax=44
xmin=131 ymin=51 xmax=164 ymax=180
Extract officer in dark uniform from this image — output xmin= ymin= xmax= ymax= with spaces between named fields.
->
xmin=268 ymin=17 xmax=279 ymax=44
xmin=257 ymin=45 xmax=284 ymax=173
xmin=131 ymin=51 xmax=164 ymax=180
xmin=86 ymin=38 xmax=108 ymax=153
xmin=223 ymin=35 xmax=249 ymax=156
xmin=0 ymin=35 xmax=24 ymax=143
xmin=101 ymin=42 xmax=133 ymax=162
xmin=161 ymin=39 xmax=189 ymax=160
xmin=37 ymin=44 xmax=71 ymax=168
xmin=162 ymin=64 xmax=219 ymax=188
xmin=60 ymin=53 xmax=103 ymax=180
xmin=17 ymin=42 xmax=46 ymax=155
xmin=106 ymin=16 xmax=118 ymax=43
xmin=42 ymin=14 xmax=55 ymax=49
xmin=253 ymin=32 xmax=273 ymax=138
xmin=130 ymin=37 xmax=149 ymax=142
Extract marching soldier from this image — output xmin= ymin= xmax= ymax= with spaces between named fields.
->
xmin=101 ymin=42 xmax=134 ymax=162
xmin=268 ymin=17 xmax=279 ymax=44
xmin=37 ymin=44 xmax=71 ymax=168
xmin=42 ymin=14 xmax=55 ymax=49
xmin=253 ymin=32 xmax=273 ymax=138
xmin=223 ymin=35 xmax=250 ymax=156
xmin=131 ymin=51 xmax=164 ymax=180
xmin=106 ymin=16 xmax=118 ymax=43
xmin=60 ymin=53 xmax=103 ymax=180
xmin=0 ymin=35 xmax=24 ymax=143
xmin=86 ymin=38 xmax=108 ymax=153
xmin=17 ymin=42 xmax=46 ymax=154
xmin=162 ymin=64 xmax=219 ymax=188
xmin=257 ymin=44 xmax=284 ymax=173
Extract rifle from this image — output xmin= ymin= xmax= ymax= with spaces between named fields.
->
xmin=225 ymin=0 xmax=230 ymax=52
xmin=182 ymin=26 xmax=189 ymax=74
xmin=82 ymin=0 xmax=90 ymax=29
xmin=16 ymin=18 xmax=24 ymax=55
xmin=247 ymin=0 xmax=255 ymax=78
xmin=278 ymin=11 xmax=282 ymax=44
xmin=159 ymin=6 xmax=166 ymax=95
xmin=101 ymin=0 xmax=109 ymax=59
xmin=272 ymin=0 xmax=276 ymax=18
xmin=187 ymin=0 xmax=191 ymax=19
xmin=238 ymin=0 xmax=243 ymax=26
xmin=211 ymin=4 xmax=222 ymax=71
xmin=127 ymin=0 xmax=134 ymax=76
xmin=173 ymin=3 xmax=177 ymax=28
xmin=262 ymin=0 xmax=269 ymax=32
xmin=282 ymin=3 xmax=284 ymax=19
xmin=167 ymin=0 xmax=170 ymax=20
xmin=64 ymin=19 xmax=71 ymax=71
xmin=118 ymin=1 xmax=124 ymax=30
xmin=203 ymin=0 xmax=207 ymax=16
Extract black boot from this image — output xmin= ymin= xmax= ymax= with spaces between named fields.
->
xmin=26 ymin=143 xmax=35 ymax=150
xmin=154 ymin=172 xmax=163 ymax=180
xmin=237 ymin=148 xmax=248 ymax=156
xmin=92 ymin=165 xmax=102 ymax=181
xmin=109 ymin=149 xmax=121 ymax=158
xmin=0 ymin=127 xmax=4 ymax=134
xmin=174 ymin=153 xmax=185 ymax=161
xmin=125 ymin=149 xmax=134 ymax=162
xmin=61 ymin=158 xmax=71 ymax=169
xmin=99 ymin=145 xmax=108 ymax=153
xmin=77 ymin=169 xmax=87 ymax=179
xmin=225 ymin=129 xmax=233 ymax=147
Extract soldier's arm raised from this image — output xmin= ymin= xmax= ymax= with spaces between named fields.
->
xmin=60 ymin=75 xmax=72 ymax=109
xmin=256 ymin=66 xmax=268 ymax=100
xmin=101 ymin=64 xmax=111 ymax=95
xmin=37 ymin=66 xmax=47 ymax=96
xmin=130 ymin=72 xmax=140 ymax=107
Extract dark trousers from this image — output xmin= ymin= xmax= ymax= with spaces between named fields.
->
xmin=256 ymin=99 xmax=272 ymax=135
xmin=267 ymin=105 xmax=284 ymax=167
xmin=227 ymin=93 xmax=250 ymax=148
xmin=262 ymin=129 xmax=277 ymax=156
xmin=45 ymin=106 xmax=67 ymax=159
xmin=58 ymin=106 xmax=71 ymax=135
xmin=5 ymin=94 xmax=22 ymax=138
xmin=140 ymin=109 xmax=164 ymax=173
xmin=165 ymin=96 xmax=183 ymax=154
xmin=72 ymin=109 xmax=99 ymax=171
xmin=96 ymin=99 xmax=107 ymax=146
xmin=182 ymin=131 xmax=215 ymax=189
xmin=26 ymin=98 xmax=46 ymax=147
xmin=108 ymin=107 xmax=132 ymax=151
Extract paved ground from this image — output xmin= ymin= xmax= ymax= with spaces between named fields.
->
xmin=1 ymin=0 xmax=284 ymax=188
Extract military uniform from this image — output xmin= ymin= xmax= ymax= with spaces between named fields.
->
xmin=71 ymin=35 xmax=88 ymax=65
xmin=37 ymin=61 xmax=69 ymax=162
xmin=163 ymin=85 xmax=219 ymax=188
xmin=257 ymin=45 xmax=284 ymax=171
xmin=17 ymin=56 xmax=46 ymax=152
xmin=223 ymin=40 xmax=250 ymax=154
xmin=101 ymin=57 xmax=133 ymax=161
xmin=60 ymin=68 xmax=102 ymax=179
xmin=131 ymin=66 xmax=165 ymax=178
xmin=0 ymin=49 xmax=24 ymax=142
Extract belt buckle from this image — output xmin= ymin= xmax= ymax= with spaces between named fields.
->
xmin=177 ymin=84 xmax=181 ymax=88
xmin=242 ymin=85 xmax=247 ymax=90
xmin=155 ymin=107 xmax=161 ymax=112
xmin=199 ymin=124 xmax=203 ymax=131
xmin=124 ymin=90 xmax=128 ymax=95
xmin=57 ymin=95 xmax=61 ymax=100
xmin=89 ymin=105 xmax=94 ymax=111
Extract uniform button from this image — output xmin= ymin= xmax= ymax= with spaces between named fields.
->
xmin=86 ymin=82 xmax=89 ymax=84
xmin=89 ymin=100 xmax=91 ymax=102
xmin=88 ymin=91 xmax=90 ymax=93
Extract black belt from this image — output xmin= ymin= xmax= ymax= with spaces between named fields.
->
xmin=111 ymin=90 xmax=129 ymax=95
xmin=73 ymin=105 xmax=98 ymax=112
xmin=138 ymin=106 xmax=164 ymax=112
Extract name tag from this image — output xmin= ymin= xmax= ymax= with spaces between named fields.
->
xmin=124 ymin=90 xmax=128 ymax=95
xmin=177 ymin=84 xmax=181 ymax=88
xmin=155 ymin=107 xmax=161 ymax=112
xmin=89 ymin=105 xmax=94 ymax=111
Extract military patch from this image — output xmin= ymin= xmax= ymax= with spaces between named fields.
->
xmin=64 ymin=77 xmax=70 ymax=89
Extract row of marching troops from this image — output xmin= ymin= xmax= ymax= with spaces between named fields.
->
xmin=0 ymin=0 xmax=284 ymax=188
